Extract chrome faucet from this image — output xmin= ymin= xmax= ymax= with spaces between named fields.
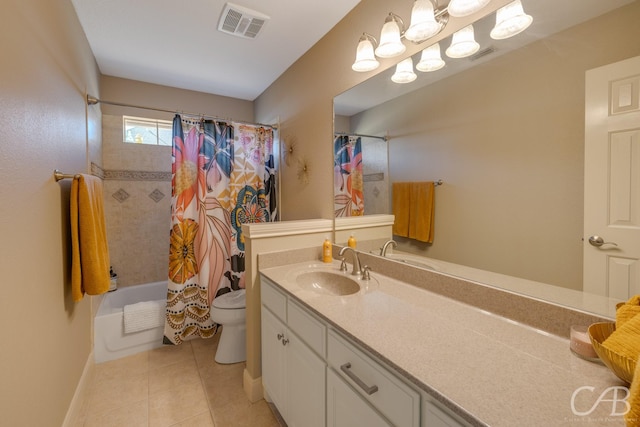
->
xmin=380 ymin=240 xmax=397 ymax=257
xmin=339 ymin=246 xmax=362 ymax=276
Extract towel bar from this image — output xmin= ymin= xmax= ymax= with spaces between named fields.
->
xmin=53 ymin=169 xmax=81 ymax=182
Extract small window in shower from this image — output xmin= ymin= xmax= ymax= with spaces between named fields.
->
xmin=123 ymin=116 xmax=172 ymax=146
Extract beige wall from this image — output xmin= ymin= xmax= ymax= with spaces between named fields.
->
xmin=99 ymin=77 xmax=254 ymax=288
xmin=348 ymin=3 xmax=640 ymax=291
xmin=254 ymin=0 xmax=513 ymax=221
xmin=0 ymin=0 xmax=101 ymax=425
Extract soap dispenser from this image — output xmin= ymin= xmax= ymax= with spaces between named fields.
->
xmin=347 ymin=234 xmax=357 ymax=249
xmin=322 ymin=238 xmax=332 ymax=263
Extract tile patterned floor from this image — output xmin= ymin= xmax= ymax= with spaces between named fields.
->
xmin=74 ymin=333 xmax=280 ymax=426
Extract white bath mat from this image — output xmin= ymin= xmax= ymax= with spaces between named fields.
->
xmin=123 ymin=300 xmax=166 ymax=333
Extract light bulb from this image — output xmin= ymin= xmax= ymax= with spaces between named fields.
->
xmin=391 ymin=58 xmax=417 ymax=84
xmin=352 ymin=35 xmax=380 ymax=72
xmin=446 ymin=25 xmax=480 ymax=58
xmin=405 ymin=0 xmax=441 ymax=43
xmin=490 ymin=0 xmax=533 ymax=40
xmin=447 ymin=0 xmax=490 ymax=18
xmin=375 ymin=15 xmax=406 ymax=58
xmin=416 ymin=43 xmax=445 ymax=72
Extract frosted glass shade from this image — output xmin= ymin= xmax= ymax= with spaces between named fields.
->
xmin=416 ymin=43 xmax=445 ymax=72
xmin=445 ymin=25 xmax=480 ymax=58
xmin=405 ymin=0 xmax=441 ymax=43
xmin=447 ymin=0 xmax=490 ymax=18
xmin=352 ymin=37 xmax=380 ymax=72
xmin=490 ymin=0 xmax=533 ymax=40
xmin=391 ymin=58 xmax=417 ymax=84
xmin=375 ymin=18 xmax=406 ymax=58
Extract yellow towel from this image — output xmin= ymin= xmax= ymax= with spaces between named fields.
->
xmin=392 ymin=182 xmax=411 ymax=237
xmin=626 ymin=358 xmax=640 ymax=426
xmin=71 ymin=174 xmax=110 ymax=302
xmin=392 ymin=182 xmax=435 ymax=243
xmin=603 ymin=313 xmax=640 ymax=367
xmin=408 ymin=182 xmax=435 ymax=243
xmin=617 ymin=296 xmax=640 ymax=329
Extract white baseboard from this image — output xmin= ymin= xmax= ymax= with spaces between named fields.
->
xmin=62 ymin=351 xmax=95 ymax=427
xmin=243 ymin=368 xmax=264 ymax=403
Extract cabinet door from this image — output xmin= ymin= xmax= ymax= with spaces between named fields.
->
xmin=286 ymin=331 xmax=326 ymax=427
xmin=261 ymin=307 xmax=287 ymax=418
xmin=327 ymin=368 xmax=391 ymax=427
xmin=422 ymin=400 xmax=469 ymax=427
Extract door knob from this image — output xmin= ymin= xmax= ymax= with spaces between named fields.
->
xmin=588 ymin=236 xmax=618 ymax=247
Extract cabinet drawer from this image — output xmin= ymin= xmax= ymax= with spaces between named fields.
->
xmin=288 ymin=299 xmax=326 ymax=357
xmin=328 ymin=330 xmax=420 ymax=427
xmin=261 ymin=275 xmax=287 ymax=321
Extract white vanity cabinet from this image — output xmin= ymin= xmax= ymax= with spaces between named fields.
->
xmin=261 ymin=273 xmax=470 ymax=427
xmin=261 ymin=277 xmax=326 ymax=427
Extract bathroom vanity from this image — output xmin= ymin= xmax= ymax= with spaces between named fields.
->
xmin=259 ymin=258 xmax=625 ymax=426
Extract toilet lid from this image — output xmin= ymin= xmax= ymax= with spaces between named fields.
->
xmin=212 ymin=289 xmax=246 ymax=309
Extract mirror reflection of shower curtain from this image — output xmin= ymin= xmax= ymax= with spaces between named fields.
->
xmin=334 ymin=135 xmax=364 ymax=217
xmin=165 ymin=115 xmax=277 ymax=345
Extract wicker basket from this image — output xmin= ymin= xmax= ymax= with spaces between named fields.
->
xmin=588 ymin=322 xmax=636 ymax=384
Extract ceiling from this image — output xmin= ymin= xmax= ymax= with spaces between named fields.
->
xmin=71 ymin=0 xmax=361 ymax=101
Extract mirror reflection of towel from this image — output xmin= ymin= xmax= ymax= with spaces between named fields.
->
xmin=392 ymin=182 xmax=435 ymax=243
xmin=70 ymin=174 xmax=111 ymax=301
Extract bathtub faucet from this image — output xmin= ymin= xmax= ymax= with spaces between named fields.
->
xmin=380 ymin=240 xmax=397 ymax=257
xmin=339 ymin=247 xmax=362 ymax=277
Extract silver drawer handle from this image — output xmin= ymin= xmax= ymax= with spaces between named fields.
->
xmin=340 ymin=362 xmax=378 ymax=395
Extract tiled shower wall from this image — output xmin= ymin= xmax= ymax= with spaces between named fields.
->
xmin=362 ymin=137 xmax=389 ymax=215
xmin=102 ymin=114 xmax=172 ymax=288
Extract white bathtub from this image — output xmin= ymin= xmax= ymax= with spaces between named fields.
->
xmin=94 ymin=281 xmax=168 ymax=363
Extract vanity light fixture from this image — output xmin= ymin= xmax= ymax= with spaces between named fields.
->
xmin=391 ymin=57 xmax=418 ymax=83
xmin=445 ymin=25 xmax=480 ymax=58
xmin=405 ymin=0 xmax=446 ymax=43
xmin=351 ymin=33 xmax=380 ymax=72
xmin=375 ymin=13 xmax=407 ymax=58
xmin=490 ymin=0 xmax=533 ymax=40
xmin=416 ymin=43 xmax=445 ymax=72
xmin=447 ymin=0 xmax=490 ymax=18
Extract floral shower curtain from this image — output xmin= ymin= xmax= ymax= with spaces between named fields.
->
xmin=164 ymin=115 xmax=276 ymax=345
xmin=334 ymin=135 xmax=364 ymax=217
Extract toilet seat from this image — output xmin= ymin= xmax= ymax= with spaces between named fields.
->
xmin=213 ymin=289 xmax=246 ymax=309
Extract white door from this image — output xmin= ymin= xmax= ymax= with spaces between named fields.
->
xmin=584 ymin=55 xmax=640 ymax=299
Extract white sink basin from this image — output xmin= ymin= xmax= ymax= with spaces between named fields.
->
xmin=295 ymin=271 xmax=361 ymax=296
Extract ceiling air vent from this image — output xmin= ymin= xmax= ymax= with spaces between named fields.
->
xmin=218 ymin=2 xmax=269 ymax=39
xmin=469 ymin=47 xmax=496 ymax=62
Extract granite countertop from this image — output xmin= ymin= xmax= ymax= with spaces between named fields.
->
xmin=260 ymin=260 xmax=626 ymax=427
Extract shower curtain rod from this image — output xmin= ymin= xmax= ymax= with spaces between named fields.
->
xmin=334 ymin=132 xmax=388 ymax=142
xmin=86 ymin=95 xmax=279 ymax=130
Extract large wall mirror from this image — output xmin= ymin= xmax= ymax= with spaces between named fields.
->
xmin=333 ymin=0 xmax=640 ymax=316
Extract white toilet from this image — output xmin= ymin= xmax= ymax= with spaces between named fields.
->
xmin=210 ymin=289 xmax=247 ymax=364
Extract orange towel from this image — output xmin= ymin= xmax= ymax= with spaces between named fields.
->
xmin=409 ymin=182 xmax=435 ymax=243
xmin=392 ymin=182 xmax=411 ymax=237
xmin=71 ymin=174 xmax=110 ymax=302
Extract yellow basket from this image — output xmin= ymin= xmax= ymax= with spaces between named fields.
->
xmin=588 ymin=322 xmax=636 ymax=384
